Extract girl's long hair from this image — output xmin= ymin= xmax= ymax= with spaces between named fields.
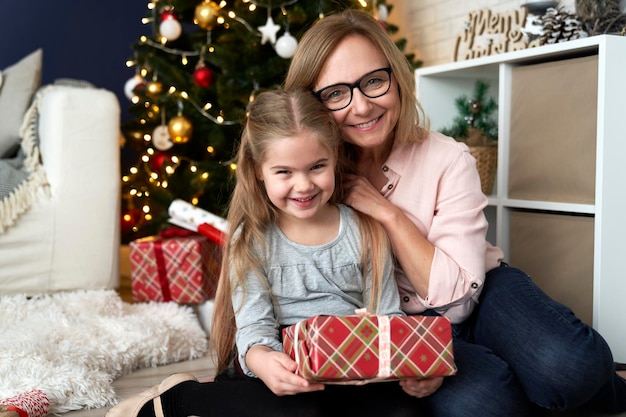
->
xmin=210 ymin=88 xmax=392 ymax=373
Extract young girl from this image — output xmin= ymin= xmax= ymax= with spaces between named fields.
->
xmin=210 ymin=87 xmax=404 ymax=388
xmin=106 ymin=89 xmax=426 ymax=417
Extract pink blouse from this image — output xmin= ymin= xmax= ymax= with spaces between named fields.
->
xmin=381 ymin=131 xmax=504 ymax=323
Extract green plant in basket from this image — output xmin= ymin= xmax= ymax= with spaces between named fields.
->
xmin=440 ymin=80 xmax=498 ymax=194
xmin=440 ymin=80 xmax=498 ymax=146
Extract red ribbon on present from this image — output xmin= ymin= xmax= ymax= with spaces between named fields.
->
xmin=150 ymin=226 xmax=196 ymax=302
xmin=198 ymin=222 xmax=227 ymax=246
xmin=159 ymin=226 xmax=196 ymax=239
xmin=153 ymin=239 xmax=172 ymax=302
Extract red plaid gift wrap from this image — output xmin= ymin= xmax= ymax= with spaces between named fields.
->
xmin=282 ymin=314 xmax=457 ymax=384
xmin=129 ymin=230 xmax=221 ymax=303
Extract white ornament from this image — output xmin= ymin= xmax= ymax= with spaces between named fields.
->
xmin=160 ymin=18 xmax=182 ymax=41
xmin=124 ymin=74 xmax=144 ymax=100
xmin=275 ymin=31 xmax=298 ymax=58
xmin=258 ymin=16 xmax=281 ymax=45
xmin=152 ymin=125 xmax=174 ymax=151
xmin=377 ymin=4 xmax=388 ymax=22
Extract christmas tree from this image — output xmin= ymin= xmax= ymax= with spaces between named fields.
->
xmin=121 ymin=0 xmax=420 ymax=243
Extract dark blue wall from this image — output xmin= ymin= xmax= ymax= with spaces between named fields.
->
xmin=0 ymin=0 xmax=147 ymax=122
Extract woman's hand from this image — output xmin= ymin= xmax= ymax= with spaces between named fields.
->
xmin=343 ymin=173 xmax=396 ymax=223
xmin=246 ymin=345 xmax=325 ymax=396
xmin=400 ymin=377 xmax=444 ymax=398
xmin=343 ymin=173 xmax=434 ymax=298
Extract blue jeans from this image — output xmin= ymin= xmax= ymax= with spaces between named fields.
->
xmin=420 ymin=264 xmax=626 ymax=417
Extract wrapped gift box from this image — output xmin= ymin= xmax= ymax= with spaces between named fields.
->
xmin=282 ymin=314 xmax=457 ymax=384
xmin=130 ymin=229 xmax=221 ymax=303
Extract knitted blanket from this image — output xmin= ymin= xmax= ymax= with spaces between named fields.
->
xmin=0 ymin=86 xmax=50 ymax=234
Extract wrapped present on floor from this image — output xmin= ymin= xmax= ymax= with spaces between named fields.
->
xmin=282 ymin=313 xmax=457 ymax=384
xmin=130 ymin=227 xmax=222 ymax=303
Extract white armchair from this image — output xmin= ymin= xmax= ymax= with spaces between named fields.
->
xmin=0 ymin=85 xmax=121 ymax=294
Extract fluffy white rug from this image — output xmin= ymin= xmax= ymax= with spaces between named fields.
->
xmin=0 ymin=289 xmax=208 ymax=414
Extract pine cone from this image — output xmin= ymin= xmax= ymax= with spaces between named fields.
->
xmin=538 ymin=7 xmax=588 ymax=44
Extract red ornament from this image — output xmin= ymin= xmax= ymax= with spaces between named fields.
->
xmin=193 ymin=66 xmax=214 ymax=88
xmin=160 ymin=10 xmax=178 ymax=21
xmin=150 ymin=151 xmax=172 ymax=172
xmin=121 ymin=208 xmax=142 ymax=234
xmin=378 ymin=20 xmax=388 ymax=31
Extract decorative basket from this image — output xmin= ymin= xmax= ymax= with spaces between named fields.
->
xmin=469 ymin=143 xmax=497 ymax=195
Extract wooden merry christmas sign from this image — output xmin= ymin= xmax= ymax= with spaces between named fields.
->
xmin=453 ymin=8 xmax=535 ymax=61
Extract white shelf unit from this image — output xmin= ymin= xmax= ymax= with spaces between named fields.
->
xmin=415 ymin=35 xmax=626 ymax=362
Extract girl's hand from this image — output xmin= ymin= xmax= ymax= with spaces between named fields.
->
xmin=399 ymin=377 xmax=444 ymax=398
xmin=246 ymin=346 xmax=325 ymax=396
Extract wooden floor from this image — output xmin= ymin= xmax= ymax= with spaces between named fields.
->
xmin=64 ymin=355 xmax=216 ymax=417
xmin=60 ymin=247 xmax=626 ymax=417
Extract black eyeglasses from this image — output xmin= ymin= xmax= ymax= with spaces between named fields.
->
xmin=313 ymin=67 xmax=392 ymax=111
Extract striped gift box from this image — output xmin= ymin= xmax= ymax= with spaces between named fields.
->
xmin=282 ymin=314 xmax=457 ymax=384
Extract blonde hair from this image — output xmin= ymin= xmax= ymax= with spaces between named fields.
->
xmin=284 ymin=8 xmax=428 ymax=144
xmin=210 ymin=88 xmax=392 ymax=373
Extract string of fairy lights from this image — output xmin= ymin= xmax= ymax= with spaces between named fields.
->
xmin=120 ymin=0 xmax=383 ymax=235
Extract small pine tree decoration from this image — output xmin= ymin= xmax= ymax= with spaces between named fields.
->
xmin=439 ymin=80 xmax=498 ymax=194
xmin=120 ymin=0 xmax=421 ymax=242
xmin=439 ymin=80 xmax=497 ymax=146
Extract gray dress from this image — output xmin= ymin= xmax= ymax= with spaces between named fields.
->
xmin=232 ymin=204 xmax=404 ymax=377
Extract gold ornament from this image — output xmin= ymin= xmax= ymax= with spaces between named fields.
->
xmin=168 ymin=115 xmax=193 ymax=143
xmin=146 ymin=80 xmax=163 ymax=98
xmin=194 ymin=1 xmax=219 ymax=30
